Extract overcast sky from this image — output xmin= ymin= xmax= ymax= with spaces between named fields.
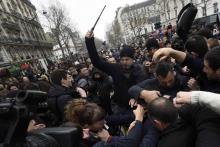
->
xmin=30 ymin=0 xmax=145 ymax=40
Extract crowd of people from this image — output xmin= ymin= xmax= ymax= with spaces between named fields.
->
xmin=1 ymin=15 xmax=220 ymax=147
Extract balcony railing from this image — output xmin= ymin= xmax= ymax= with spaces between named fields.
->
xmin=1 ymin=20 xmax=21 ymax=32
xmin=11 ymin=10 xmax=22 ymax=18
xmin=21 ymin=0 xmax=36 ymax=10
xmin=0 ymin=36 xmax=53 ymax=48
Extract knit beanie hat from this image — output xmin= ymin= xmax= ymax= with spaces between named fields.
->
xmin=120 ymin=46 xmax=134 ymax=59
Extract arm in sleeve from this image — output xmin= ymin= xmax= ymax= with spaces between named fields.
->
xmin=139 ymin=121 xmax=160 ymax=147
xmin=102 ymin=121 xmax=144 ymax=147
xmin=128 ymin=80 xmax=152 ymax=98
xmin=181 ymin=53 xmax=203 ymax=75
xmin=85 ymin=37 xmax=117 ymax=75
xmin=191 ymin=91 xmax=220 ymax=114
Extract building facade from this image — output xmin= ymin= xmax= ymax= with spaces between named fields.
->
xmin=116 ymin=0 xmax=220 ymax=44
xmin=117 ymin=0 xmax=160 ymax=44
xmin=157 ymin=0 xmax=220 ymax=25
xmin=52 ymin=28 xmax=85 ymax=60
xmin=0 ymin=0 xmax=53 ymax=69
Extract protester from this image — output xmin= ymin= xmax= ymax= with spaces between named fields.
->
xmin=129 ymin=61 xmax=189 ymax=103
xmin=85 ymin=31 xmax=146 ymax=114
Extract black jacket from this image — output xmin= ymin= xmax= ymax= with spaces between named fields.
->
xmin=128 ymin=73 xmax=189 ymax=100
xmin=93 ymin=120 xmax=159 ymax=147
xmin=48 ymin=85 xmax=80 ymax=120
xmin=158 ymin=119 xmax=195 ymax=147
xmin=85 ymin=37 xmax=146 ymax=108
xmin=182 ymin=53 xmax=220 ymax=93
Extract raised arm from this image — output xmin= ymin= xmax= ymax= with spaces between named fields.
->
xmin=85 ymin=31 xmax=117 ymax=75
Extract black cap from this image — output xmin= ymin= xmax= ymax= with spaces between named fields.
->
xmin=120 ymin=46 xmax=134 ymax=59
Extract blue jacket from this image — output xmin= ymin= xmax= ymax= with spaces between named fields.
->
xmin=93 ymin=120 xmax=159 ymax=147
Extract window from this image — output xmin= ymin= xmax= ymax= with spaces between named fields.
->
xmin=175 ymin=9 xmax=178 ymax=17
xmin=7 ymin=2 xmax=12 ymax=11
xmin=0 ymin=48 xmax=4 ymax=62
xmin=167 ymin=12 xmax=170 ymax=20
xmin=202 ymin=7 xmax=206 ymax=16
xmin=174 ymin=0 xmax=177 ymax=6
xmin=214 ymin=3 xmax=218 ymax=13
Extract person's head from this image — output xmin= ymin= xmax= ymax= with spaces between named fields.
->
xmin=65 ymin=99 xmax=105 ymax=132
xmin=92 ymin=68 xmax=107 ymax=82
xmin=22 ymin=76 xmax=30 ymax=84
xmin=68 ymin=66 xmax=78 ymax=76
xmin=120 ymin=46 xmax=134 ymax=69
xmin=108 ymin=57 xmax=116 ymax=64
xmin=171 ymin=36 xmax=185 ymax=52
xmin=204 ymin=46 xmax=220 ymax=81
xmin=207 ymin=38 xmax=220 ymax=50
xmin=164 ymin=40 xmax=172 ymax=48
xmin=155 ymin=62 xmax=175 ymax=88
xmin=148 ymin=97 xmax=178 ymax=131
xmin=77 ymin=64 xmax=89 ymax=77
xmin=50 ymin=69 xmax=73 ymax=87
xmin=185 ymin=35 xmax=208 ymax=58
xmin=145 ymin=38 xmax=160 ymax=57
xmin=8 ymin=82 xmax=19 ymax=91
xmin=196 ymin=28 xmax=213 ymax=39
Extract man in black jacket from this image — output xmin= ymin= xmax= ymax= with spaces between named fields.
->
xmin=153 ymin=46 xmax=220 ymax=93
xmin=148 ymin=97 xmax=195 ymax=147
xmin=85 ymin=31 xmax=146 ymax=114
xmin=48 ymin=69 xmax=81 ymax=120
xmin=153 ymin=46 xmax=220 ymax=147
xmin=129 ymin=61 xmax=189 ymax=103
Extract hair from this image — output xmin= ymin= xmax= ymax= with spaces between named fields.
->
xmin=196 ymin=28 xmax=213 ymax=39
xmin=204 ymin=46 xmax=220 ymax=71
xmin=185 ymin=35 xmax=208 ymax=58
xmin=76 ymin=64 xmax=87 ymax=73
xmin=207 ymin=38 xmax=220 ymax=49
xmin=148 ymin=97 xmax=178 ymax=124
xmin=120 ymin=45 xmax=135 ymax=59
xmin=171 ymin=36 xmax=185 ymax=51
xmin=65 ymin=99 xmax=105 ymax=127
xmin=7 ymin=82 xmax=19 ymax=91
xmin=145 ymin=38 xmax=160 ymax=50
xmin=155 ymin=61 xmax=173 ymax=78
xmin=50 ymin=69 xmax=67 ymax=86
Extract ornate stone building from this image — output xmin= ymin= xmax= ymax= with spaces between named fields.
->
xmin=115 ymin=0 xmax=219 ymax=44
xmin=117 ymin=0 xmax=159 ymax=44
xmin=0 ymin=0 xmax=53 ymax=68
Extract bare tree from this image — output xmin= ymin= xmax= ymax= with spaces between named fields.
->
xmin=106 ymin=19 xmax=124 ymax=47
xmin=43 ymin=1 xmax=72 ymax=58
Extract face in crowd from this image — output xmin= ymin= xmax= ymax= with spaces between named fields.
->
xmin=61 ymin=74 xmax=73 ymax=88
xmin=120 ymin=56 xmax=133 ymax=70
xmin=157 ymin=71 xmax=175 ymax=88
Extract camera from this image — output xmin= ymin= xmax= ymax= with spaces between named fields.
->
xmin=0 ymin=90 xmax=82 ymax=147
